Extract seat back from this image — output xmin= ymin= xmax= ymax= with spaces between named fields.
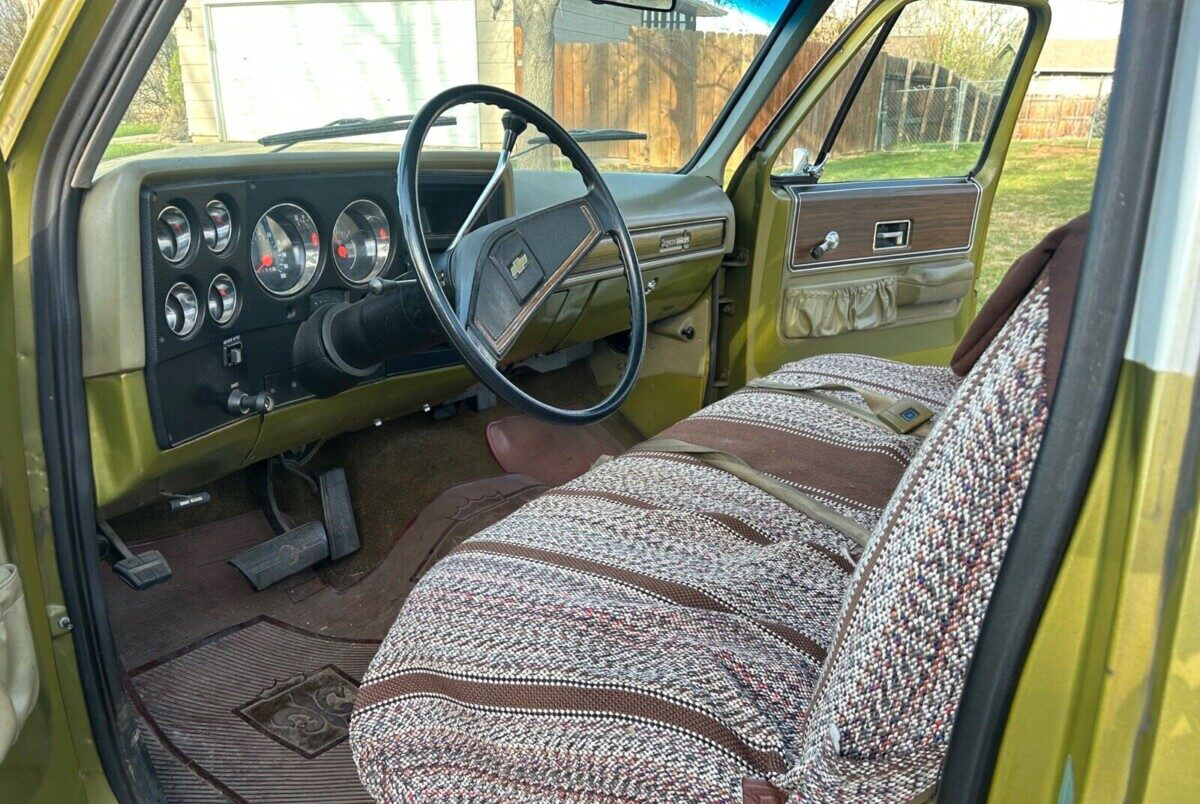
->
xmin=785 ymin=272 xmax=1057 ymax=799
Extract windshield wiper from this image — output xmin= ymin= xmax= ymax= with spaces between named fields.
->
xmin=515 ymin=128 xmax=647 ymax=158
xmin=259 ymin=114 xmax=458 ymax=150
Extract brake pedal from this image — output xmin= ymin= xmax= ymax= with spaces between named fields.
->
xmin=98 ymin=520 xmax=172 ymax=591
xmin=229 ymin=521 xmax=329 ymax=591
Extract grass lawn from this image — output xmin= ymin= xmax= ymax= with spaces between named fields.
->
xmin=101 ymin=140 xmax=174 ymax=161
xmin=113 ymin=121 xmax=161 ymax=138
xmin=820 ymin=141 xmax=1100 ymax=301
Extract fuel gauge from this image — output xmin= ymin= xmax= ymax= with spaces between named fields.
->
xmin=207 ymin=273 xmax=239 ymax=326
xmin=332 ymin=199 xmax=391 ymax=285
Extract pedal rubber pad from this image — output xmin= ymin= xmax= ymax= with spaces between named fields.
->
xmin=229 ymin=521 xmax=329 ymax=591
xmin=319 ymin=468 xmax=360 ymax=561
xmin=113 ymin=550 xmax=173 ymax=591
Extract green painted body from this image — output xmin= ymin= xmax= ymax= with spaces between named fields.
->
xmin=0 ymin=1 xmax=1195 ymax=802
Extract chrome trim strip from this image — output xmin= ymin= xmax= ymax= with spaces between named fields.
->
xmin=784 ymin=177 xmax=982 ymax=273
xmin=561 ymin=216 xmax=729 ymax=288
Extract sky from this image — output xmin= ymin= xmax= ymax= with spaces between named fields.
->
xmin=1046 ymin=0 xmax=1124 ymax=39
xmin=699 ymin=0 xmax=1125 ymax=40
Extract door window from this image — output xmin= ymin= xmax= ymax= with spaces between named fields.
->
xmin=773 ymin=0 xmax=1030 ymax=182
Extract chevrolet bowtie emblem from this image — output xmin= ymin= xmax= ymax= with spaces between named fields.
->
xmin=508 ymin=251 xmax=529 ymax=279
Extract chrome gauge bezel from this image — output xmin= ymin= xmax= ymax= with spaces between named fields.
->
xmin=156 ymin=205 xmax=193 ymax=264
xmin=203 ymin=199 xmax=235 ymax=254
xmin=249 ymin=202 xmax=323 ymax=298
xmin=164 ymin=282 xmax=202 ymax=339
xmin=331 ymin=198 xmax=393 ymax=285
xmin=207 ymin=273 xmax=239 ymax=327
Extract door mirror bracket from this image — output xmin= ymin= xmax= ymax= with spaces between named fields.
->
xmin=791 ymin=147 xmax=827 ymax=180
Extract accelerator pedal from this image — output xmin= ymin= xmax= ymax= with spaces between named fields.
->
xmin=319 ymin=468 xmax=360 ymax=560
xmin=99 ymin=520 xmax=172 ymax=591
xmin=229 ymin=521 xmax=329 ymax=591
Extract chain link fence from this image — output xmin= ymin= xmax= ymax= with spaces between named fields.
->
xmin=876 ymin=73 xmax=1008 ymax=152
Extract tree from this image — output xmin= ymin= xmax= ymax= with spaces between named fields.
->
xmin=0 ymin=0 xmax=33 ymax=86
xmin=514 ymin=0 xmax=560 ymax=168
xmin=516 ymin=0 xmax=559 ymax=116
xmin=124 ymin=31 xmax=187 ymax=139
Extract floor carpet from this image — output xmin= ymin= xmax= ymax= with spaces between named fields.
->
xmin=106 ymin=474 xmax=547 ymax=801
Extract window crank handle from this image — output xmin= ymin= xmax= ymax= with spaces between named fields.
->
xmin=811 ymin=230 xmax=839 ymax=259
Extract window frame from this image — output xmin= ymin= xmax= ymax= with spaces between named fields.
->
xmin=749 ymin=0 xmax=1039 ymax=188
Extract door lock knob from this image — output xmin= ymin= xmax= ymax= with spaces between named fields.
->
xmin=811 ymin=230 xmax=840 ymax=259
xmin=227 ymin=389 xmax=275 ymax=416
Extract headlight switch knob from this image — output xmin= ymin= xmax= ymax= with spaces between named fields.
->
xmin=227 ymin=389 xmax=275 ymax=416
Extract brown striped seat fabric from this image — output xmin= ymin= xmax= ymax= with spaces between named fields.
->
xmin=350 ymin=218 xmax=1085 ymax=802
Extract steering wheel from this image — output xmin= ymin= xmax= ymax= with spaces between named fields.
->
xmin=397 ymin=85 xmax=647 ymax=426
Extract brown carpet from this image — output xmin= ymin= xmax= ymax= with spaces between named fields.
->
xmin=113 ymin=361 xmax=642 ymax=590
xmin=106 ymin=475 xmax=546 ymax=801
xmin=104 ymin=360 xmax=643 ymax=800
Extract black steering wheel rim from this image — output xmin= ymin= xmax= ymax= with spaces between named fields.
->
xmin=397 ymin=84 xmax=647 ymax=426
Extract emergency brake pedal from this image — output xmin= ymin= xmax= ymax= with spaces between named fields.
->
xmin=98 ymin=520 xmax=173 ymax=591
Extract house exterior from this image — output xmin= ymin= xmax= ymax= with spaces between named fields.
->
xmin=174 ymin=0 xmax=726 ymax=150
xmin=175 ymin=0 xmax=519 ymax=149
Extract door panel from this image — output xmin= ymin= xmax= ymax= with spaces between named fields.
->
xmin=787 ymin=180 xmax=980 ymax=269
xmin=720 ymin=0 xmax=1049 ymax=391
xmin=778 ymin=178 xmax=980 ymax=341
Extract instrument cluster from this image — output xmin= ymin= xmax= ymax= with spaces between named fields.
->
xmin=141 ymin=169 xmax=500 ymax=448
xmin=153 ymin=192 xmax=397 ymax=339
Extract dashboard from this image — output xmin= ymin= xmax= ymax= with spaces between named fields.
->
xmin=141 ymin=167 xmax=502 ymax=447
xmin=79 ymin=150 xmax=734 ymax=513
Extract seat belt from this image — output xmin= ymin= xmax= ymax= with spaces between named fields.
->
xmin=747 ymin=378 xmax=935 ymax=436
xmin=631 ymin=437 xmax=871 ymax=548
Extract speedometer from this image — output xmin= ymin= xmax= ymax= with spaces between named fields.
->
xmin=332 ymin=199 xmax=391 ymax=285
xmin=250 ymin=203 xmax=321 ymax=297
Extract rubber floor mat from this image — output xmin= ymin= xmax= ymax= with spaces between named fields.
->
xmin=130 ymin=617 xmax=378 ymax=802
xmin=105 ymin=474 xmax=546 ymax=801
xmin=486 ymin=414 xmax=628 ymax=485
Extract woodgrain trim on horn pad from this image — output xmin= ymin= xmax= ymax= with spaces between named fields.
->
xmin=786 ymin=179 xmax=981 ymax=271
xmin=483 ymin=203 xmax=603 ymax=357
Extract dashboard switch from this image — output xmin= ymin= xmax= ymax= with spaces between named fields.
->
xmin=227 ymin=389 xmax=275 ymax=416
xmin=222 ymin=337 xmax=244 ymax=367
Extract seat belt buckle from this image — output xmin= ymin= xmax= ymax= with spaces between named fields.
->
xmin=879 ymin=399 xmax=934 ymax=434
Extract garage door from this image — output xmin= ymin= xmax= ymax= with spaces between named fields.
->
xmin=207 ymin=0 xmax=481 ymax=146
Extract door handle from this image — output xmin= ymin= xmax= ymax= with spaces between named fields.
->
xmin=810 ymin=230 xmax=840 ymax=259
xmin=874 ymin=220 xmax=911 ymax=250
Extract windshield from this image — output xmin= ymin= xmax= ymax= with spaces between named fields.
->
xmin=104 ymin=0 xmax=791 ymax=172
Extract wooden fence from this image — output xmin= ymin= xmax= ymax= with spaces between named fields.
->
xmin=515 ymin=28 xmax=1103 ymax=171
xmin=1014 ymin=95 xmax=1104 ymax=140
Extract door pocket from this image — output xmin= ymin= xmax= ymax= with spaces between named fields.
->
xmin=782 ymin=276 xmax=897 ymax=339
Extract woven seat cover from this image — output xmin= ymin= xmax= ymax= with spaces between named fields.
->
xmin=350 ymin=218 xmax=1071 ymax=801
xmin=347 ymin=351 xmax=965 ymax=800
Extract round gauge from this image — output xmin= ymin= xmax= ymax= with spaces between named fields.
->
xmin=331 ymin=199 xmax=391 ymax=285
xmin=164 ymin=282 xmax=201 ymax=338
xmin=207 ymin=273 xmax=239 ymax=326
xmin=202 ymin=199 xmax=234 ymax=253
xmin=156 ymin=206 xmax=192 ymax=264
xmin=249 ymin=203 xmax=321 ymax=297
